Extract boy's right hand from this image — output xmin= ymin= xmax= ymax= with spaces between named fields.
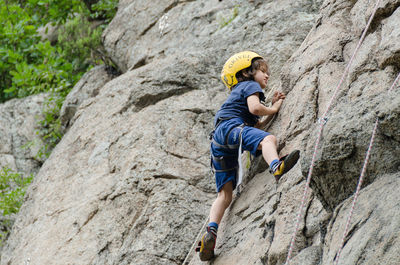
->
xmin=272 ymin=91 xmax=286 ymax=104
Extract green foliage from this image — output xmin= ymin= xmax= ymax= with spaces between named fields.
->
xmin=0 ymin=167 xmax=33 ymax=245
xmin=5 ymin=41 xmax=76 ymax=99
xmin=0 ymin=1 xmax=75 ymax=101
xmin=0 ymin=2 xmax=40 ymax=101
xmin=0 ymin=0 xmax=119 ymax=158
xmin=0 ymin=0 xmax=119 ymax=246
xmin=91 ymin=0 xmax=119 ymax=23
xmin=57 ymin=15 xmax=103 ymax=74
xmin=0 ymin=168 xmax=32 ymax=216
xmin=0 ymin=0 xmax=112 ymax=102
xmin=15 ymin=0 xmax=85 ymax=25
xmin=35 ymin=92 xmax=64 ymax=160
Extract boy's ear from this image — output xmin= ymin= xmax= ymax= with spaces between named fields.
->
xmin=242 ymin=71 xmax=250 ymax=78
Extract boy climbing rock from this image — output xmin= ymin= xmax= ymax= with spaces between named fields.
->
xmin=195 ymin=51 xmax=300 ymax=261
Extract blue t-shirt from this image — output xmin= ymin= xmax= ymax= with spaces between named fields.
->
xmin=214 ymin=81 xmax=266 ymax=127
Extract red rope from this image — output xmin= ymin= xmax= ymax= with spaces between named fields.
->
xmin=284 ymin=0 xmax=382 ymax=264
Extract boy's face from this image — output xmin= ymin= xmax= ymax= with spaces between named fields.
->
xmin=253 ymin=69 xmax=269 ymax=89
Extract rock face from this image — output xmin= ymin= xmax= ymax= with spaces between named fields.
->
xmin=284 ymin=0 xmax=400 ymax=212
xmin=322 ymin=173 xmax=400 ymax=265
xmin=1 ymin=0 xmax=400 ymax=265
xmin=0 ymin=94 xmax=47 ymax=176
xmin=0 ymin=94 xmax=47 ymax=253
xmin=60 ymin=65 xmax=118 ymax=131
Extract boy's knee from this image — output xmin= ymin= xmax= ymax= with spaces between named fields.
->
xmin=218 ymin=191 xmax=232 ymax=207
xmin=261 ymin=135 xmax=277 ymax=145
xmin=217 ymin=181 xmax=233 ymax=207
xmin=223 ymin=194 xmax=232 ymax=207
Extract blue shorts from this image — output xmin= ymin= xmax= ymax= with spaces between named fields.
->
xmin=211 ymin=118 xmax=270 ymax=192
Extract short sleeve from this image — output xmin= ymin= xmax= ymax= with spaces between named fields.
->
xmin=242 ymin=81 xmax=266 ymax=102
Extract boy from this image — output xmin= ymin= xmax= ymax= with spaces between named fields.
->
xmin=195 ymin=51 xmax=300 ymax=261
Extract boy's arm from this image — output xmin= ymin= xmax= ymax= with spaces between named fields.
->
xmin=247 ymin=93 xmax=283 ymax=116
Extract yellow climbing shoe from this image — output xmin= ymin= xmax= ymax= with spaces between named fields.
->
xmin=273 ymin=150 xmax=300 ymax=182
xmin=195 ymin=229 xmax=216 ymax=261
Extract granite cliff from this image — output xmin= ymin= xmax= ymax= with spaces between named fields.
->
xmin=1 ymin=0 xmax=399 ymax=264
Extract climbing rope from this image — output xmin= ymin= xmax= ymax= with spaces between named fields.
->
xmin=389 ymin=72 xmax=400 ymax=92
xmin=182 ymin=215 xmax=209 ymax=265
xmin=333 ymin=72 xmax=400 ymax=265
xmin=284 ymin=0 xmax=382 ymax=264
xmin=333 ymin=119 xmax=378 ymax=265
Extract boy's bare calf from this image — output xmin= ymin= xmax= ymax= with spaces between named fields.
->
xmin=259 ymin=135 xmax=279 ymax=166
xmin=209 ymin=182 xmax=233 ymax=225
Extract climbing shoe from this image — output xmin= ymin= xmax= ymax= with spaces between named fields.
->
xmin=272 ymin=150 xmax=300 ymax=182
xmin=195 ymin=227 xmax=217 ymax=261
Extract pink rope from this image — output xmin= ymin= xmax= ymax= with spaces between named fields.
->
xmin=284 ymin=0 xmax=382 ymax=264
xmin=322 ymin=0 xmax=382 ymax=118
xmin=334 ymin=72 xmax=399 ymax=265
xmin=333 ymin=119 xmax=378 ymax=265
xmin=389 ymin=72 xmax=400 ymax=92
xmin=285 ymin=121 xmax=324 ymax=264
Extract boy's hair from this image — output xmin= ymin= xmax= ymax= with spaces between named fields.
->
xmin=235 ymin=58 xmax=270 ymax=83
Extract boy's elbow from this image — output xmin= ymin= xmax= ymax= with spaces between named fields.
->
xmin=250 ymin=104 xmax=264 ymax=115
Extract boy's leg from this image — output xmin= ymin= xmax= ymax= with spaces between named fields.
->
xmin=258 ymin=135 xmax=279 ymax=165
xmin=196 ymin=181 xmax=233 ymax=261
xmin=258 ymin=135 xmax=300 ymax=181
xmin=209 ymin=181 xmax=233 ymax=224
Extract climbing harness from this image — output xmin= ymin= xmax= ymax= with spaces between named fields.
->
xmin=284 ymin=0 xmax=382 ymax=264
xmin=210 ymin=123 xmax=245 ymax=151
xmin=210 ymin=123 xmax=246 ymax=193
xmin=333 ymin=72 xmax=400 ymax=265
xmin=237 ymin=131 xmax=244 ymax=193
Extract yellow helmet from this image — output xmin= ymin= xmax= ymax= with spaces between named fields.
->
xmin=221 ymin=51 xmax=263 ymax=90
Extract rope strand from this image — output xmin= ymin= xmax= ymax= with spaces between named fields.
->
xmin=284 ymin=0 xmax=382 ymax=263
xmin=333 ymin=72 xmax=399 ymax=265
xmin=321 ymin=0 xmax=382 ymax=119
xmin=333 ymin=119 xmax=378 ymax=265
xmin=182 ymin=216 xmax=209 ymax=265
xmin=389 ymin=72 xmax=400 ymax=92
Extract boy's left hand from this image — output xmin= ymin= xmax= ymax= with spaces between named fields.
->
xmin=272 ymin=91 xmax=286 ymax=104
